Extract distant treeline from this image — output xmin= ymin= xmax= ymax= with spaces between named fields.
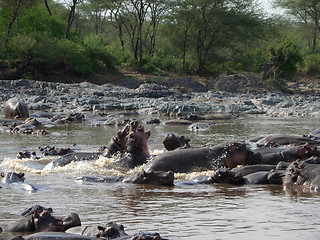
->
xmin=0 ymin=0 xmax=319 ymax=82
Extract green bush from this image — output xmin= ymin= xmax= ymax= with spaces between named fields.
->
xmin=5 ymin=32 xmax=117 ymax=79
xmin=261 ymin=37 xmax=303 ymax=79
xmin=19 ymin=6 xmax=66 ymax=38
xmin=304 ymin=53 xmax=320 ymax=75
xmin=82 ymin=34 xmax=116 ymax=71
xmin=206 ymin=61 xmax=243 ymax=75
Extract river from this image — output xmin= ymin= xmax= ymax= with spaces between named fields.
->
xmin=0 ymin=113 xmax=319 ymax=239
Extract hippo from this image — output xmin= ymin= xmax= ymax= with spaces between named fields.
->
xmin=164 ymin=119 xmax=192 ymax=125
xmin=176 ymin=168 xmax=244 ymax=186
xmin=267 ymin=169 xmax=286 ymax=185
xmin=109 ymin=120 xmax=150 ymax=169
xmin=162 ymin=134 xmax=190 ymax=151
xmin=76 ymin=169 xmax=174 ymax=186
xmin=243 ymin=171 xmax=270 ymax=184
xmin=255 ymin=145 xmax=320 ymax=165
xmin=209 ymin=168 xmax=244 ymax=184
xmin=101 ymin=123 xmax=130 ymax=157
xmin=66 ymin=222 xmax=127 ymax=239
xmin=182 ymin=113 xmax=238 ymax=121
xmin=145 ymin=142 xmax=262 ymax=173
xmin=51 ymin=113 xmax=84 ymax=124
xmin=4 ymin=98 xmax=29 ymax=119
xmin=2 ymin=208 xmax=80 ymax=233
xmin=20 ymin=230 xmax=167 ymax=240
xmin=16 ymin=151 xmax=39 ymax=159
xmin=283 ymin=160 xmax=320 ymax=192
xmin=1 ymin=172 xmax=37 ymax=192
xmin=232 ymin=164 xmax=276 ymax=176
xmin=39 ymin=146 xmax=73 ymax=156
xmin=20 ymin=205 xmax=53 ymax=217
xmin=20 ymin=232 xmax=99 ymax=239
xmin=187 ymin=122 xmax=213 ymax=131
xmin=43 ymin=152 xmax=101 ymax=171
xmin=146 ymin=118 xmax=161 ymax=124
xmin=255 ymin=134 xmax=320 ymax=146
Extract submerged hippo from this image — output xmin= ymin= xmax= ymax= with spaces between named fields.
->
xmin=256 ymin=134 xmax=320 ymax=146
xmin=4 ymin=98 xmax=29 ymax=119
xmin=21 ymin=229 xmax=166 ymax=240
xmin=255 ymin=145 xmax=320 ymax=165
xmin=2 ymin=208 xmax=80 ymax=233
xmin=162 ymin=134 xmax=190 ymax=151
xmin=182 ymin=113 xmax=238 ymax=121
xmin=43 ymin=152 xmax=101 ymax=171
xmin=66 ymin=222 xmax=127 ymax=239
xmin=39 ymin=146 xmax=73 ymax=156
xmin=283 ymin=160 xmax=320 ymax=192
xmin=188 ymin=122 xmax=213 ymax=131
xmin=146 ymin=142 xmax=262 ymax=173
xmin=1 ymin=172 xmax=37 ymax=192
xmin=76 ymin=169 xmax=174 ymax=186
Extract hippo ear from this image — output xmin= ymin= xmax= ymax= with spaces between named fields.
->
xmin=0 ymin=172 xmax=4 ymax=178
xmin=97 ymin=226 xmax=105 ymax=231
xmin=96 ymin=226 xmax=105 ymax=238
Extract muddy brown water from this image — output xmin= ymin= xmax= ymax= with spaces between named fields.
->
xmin=0 ymin=114 xmax=319 ymax=239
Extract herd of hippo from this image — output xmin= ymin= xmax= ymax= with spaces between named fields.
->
xmin=1 ymin=97 xmax=320 ymax=239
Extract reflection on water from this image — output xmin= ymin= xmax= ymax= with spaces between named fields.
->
xmin=0 ymin=114 xmax=320 ymax=239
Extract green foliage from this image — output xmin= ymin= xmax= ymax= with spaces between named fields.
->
xmin=4 ymin=32 xmax=116 ymax=79
xmin=206 ymin=61 xmax=244 ymax=75
xmin=18 ymin=6 xmax=66 ymax=38
xmin=304 ymin=53 xmax=320 ymax=75
xmin=0 ymin=0 xmax=315 ymax=82
xmin=82 ymin=34 xmax=116 ymax=71
xmin=261 ymin=37 xmax=303 ymax=79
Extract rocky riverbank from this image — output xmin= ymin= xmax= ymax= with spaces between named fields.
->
xmin=0 ymin=77 xmax=319 ymax=117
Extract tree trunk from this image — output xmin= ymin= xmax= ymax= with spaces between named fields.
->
xmin=7 ymin=0 xmax=22 ymax=36
xmin=66 ymin=0 xmax=78 ymax=39
xmin=44 ymin=0 xmax=52 ymax=16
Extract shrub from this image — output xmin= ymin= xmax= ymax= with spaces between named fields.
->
xmin=304 ymin=53 xmax=320 ymax=75
xmin=261 ymin=37 xmax=303 ymax=79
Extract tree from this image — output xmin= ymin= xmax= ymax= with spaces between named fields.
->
xmin=7 ymin=0 xmax=22 ymax=36
xmin=64 ymin=0 xmax=83 ymax=39
xmin=276 ymin=0 xmax=320 ymax=51
xmin=168 ymin=0 xmax=267 ymax=74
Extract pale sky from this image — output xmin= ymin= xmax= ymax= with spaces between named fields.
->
xmin=255 ymin=0 xmax=286 ymax=15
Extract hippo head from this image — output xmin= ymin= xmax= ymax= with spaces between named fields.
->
xmin=1 ymin=172 xmax=25 ymax=184
xmin=222 ymin=143 xmax=249 ymax=168
xmin=60 ymin=213 xmax=81 ymax=231
xmin=210 ymin=168 xmax=243 ymax=185
xmin=124 ymin=170 xmax=174 ymax=186
xmin=126 ymin=123 xmax=150 ymax=159
xmin=96 ymin=222 xmax=127 ymax=239
xmin=114 ymin=123 xmax=131 ymax=151
xmin=21 ymin=205 xmax=53 ymax=217
xmin=33 ymin=208 xmax=64 ymax=232
xmin=163 ymin=134 xmax=190 ymax=151
xmin=66 ymin=113 xmax=85 ymax=122
xmin=222 ymin=142 xmax=262 ymax=168
xmin=33 ymin=209 xmax=80 ymax=232
xmin=297 ymin=145 xmax=320 ymax=159
xmin=283 ymin=161 xmax=304 ymax=187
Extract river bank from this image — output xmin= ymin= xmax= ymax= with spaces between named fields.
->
xmin=0 ymin=77 xmax=319 ymax=117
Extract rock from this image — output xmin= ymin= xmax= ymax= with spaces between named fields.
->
xmin=165 ymin=76 xmax=208 ymax=92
